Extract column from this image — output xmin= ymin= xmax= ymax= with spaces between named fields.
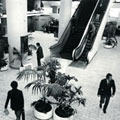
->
xmin=58 ymin=0 xmax=72 ymax=39
xmin=6 ymin=0 xmax=27 ymax=52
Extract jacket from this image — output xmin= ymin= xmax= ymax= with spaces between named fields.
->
xmin=5 ymin=89 xmax=24 ymax=110
xmin=36 ymin=46 xmax=44 ymax=59
xmin=97 ymin=79 xmax=116 ymax=96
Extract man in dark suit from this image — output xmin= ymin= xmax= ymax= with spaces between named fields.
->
xmin=97 ymin=73 xmax=116 ymax=113
xmin=36 ymin=42 xmax=44 ymax=66
xmin=4 ymin=81 xmax=25 ymax=120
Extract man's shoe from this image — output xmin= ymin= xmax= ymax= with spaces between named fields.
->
xmin=99 ymin=104 xmax=102 ymax=108
xmin=103 ymin=109 xmax=106 ymax=114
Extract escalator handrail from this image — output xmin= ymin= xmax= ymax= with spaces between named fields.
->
xmin=72 ymin=0 xmax=100 ymax=60
xmin=50 ymin=1 xmax=81 ymax=50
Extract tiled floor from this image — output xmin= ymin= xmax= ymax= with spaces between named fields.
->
xmin=0 ymin=31 xmax=120 ymax=120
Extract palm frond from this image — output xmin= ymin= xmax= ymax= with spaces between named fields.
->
xmin=17 ymin=69 xmax=39 ymax=81
xmin=32 ymin=83 xmax=42 ymax=94
xmin=11 ymin=48 xmax=23 ymax=64
xmin=25 ymin=79 xmax=42 ymax=94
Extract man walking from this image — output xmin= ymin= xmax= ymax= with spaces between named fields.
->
xmin=36 ymin=42 xmax=44 ymax=66
xmin=97 ymin=73 xmax=116 ymax=113
xmin=4 ymin=81 xmax=25 ymax=120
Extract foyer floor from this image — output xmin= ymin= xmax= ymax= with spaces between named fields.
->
xmin=0 ymin=31 xmax=120 ymax=120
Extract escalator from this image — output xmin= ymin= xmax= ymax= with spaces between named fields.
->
xmin=50 ymin=0 xmax=112 ymax=63
xmin=60 ymin=0 xmax=99 ymax=60
xmin=73 ymin=0 xmax=110 ymax=63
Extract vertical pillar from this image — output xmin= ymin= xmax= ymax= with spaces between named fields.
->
xmin=58 ymin=0 xmax=72 ymax=39
xmin=6 ymin=0 xmax=27 ymax=52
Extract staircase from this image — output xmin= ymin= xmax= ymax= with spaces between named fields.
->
xmin=60 ymin=0 xmax=98 ymax=60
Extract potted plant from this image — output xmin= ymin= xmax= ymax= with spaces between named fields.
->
xmin=16 ymin=57 xmax=61 ymax=119
xmin=10 ymin=45 xmax=36 ymax=70
xmin=50 ymin=73 xmax=86 ymax=120
xmin=42 ymin=57 xmax=61 ymax=83
xmin=10 ymin=47 xmax=28 ymax=70
xmin=17 ymin=65 xmax=53 ymax=119
xmin=16 ymin=58 xmax=86 ymax=120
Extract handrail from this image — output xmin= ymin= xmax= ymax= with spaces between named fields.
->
xmin=50 ymin=1 xmax=81 ymax=54
xmin=72 ymin=0 xmax=100 ymax=60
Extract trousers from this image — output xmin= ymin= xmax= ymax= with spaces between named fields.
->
xmin=100 ymin=96 xmax=110 ymax=110
xmin=14 ymin=109 xmax=25 ymax=120
xmin=37 ymin=57 xmax=41 ymax=66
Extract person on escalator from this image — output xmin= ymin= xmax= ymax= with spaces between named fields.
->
xmin=88 ymin=23 xmax=96 ymax=41
xmin=71 ymin=16 xmax=77 ymax=34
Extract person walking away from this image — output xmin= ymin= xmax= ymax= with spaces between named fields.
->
xmin=97 ymin=73 xmax=116 ymax=113
xmin=4 ymin=81 xmax=25 ymax=120
xmin=36 ymin=42 xmax=44 ymax=67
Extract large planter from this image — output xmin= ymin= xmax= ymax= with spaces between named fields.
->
xmin=34 ymin=100 xmax=53 ymax=120
xmin=53 ymin=107 xmax=73 ymax=120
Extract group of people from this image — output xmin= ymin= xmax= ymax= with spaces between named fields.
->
xmin=4 ymin=73 xmax=116 ymax=120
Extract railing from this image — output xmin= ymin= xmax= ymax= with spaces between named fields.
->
xmin=50 ymin=1 xmax=81 ymax=54
xmin=72 ymin=0 xmax=100 ymax=60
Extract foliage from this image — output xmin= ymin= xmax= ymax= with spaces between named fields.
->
xmin=42 ymin=57 xmax=61 ymax=83
xmin=42 ymin=57 xmax=61 ymax=72
xmin=11 ymin=47 xmax=28 ymax=67
xmin=55 ymin=72 xmax=78 ymax=86
xmin=16 ymin=58 xmax=86 ymax=116
xmin=11 ymin=45 xmax=36 ymax=67
xmin=0 ymin=58 xmax=7 ymax=69
xmin=16 ymin=57 xmax=61 ymax=101
xmin=48 ymin=72 xmax=86 ymax=116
